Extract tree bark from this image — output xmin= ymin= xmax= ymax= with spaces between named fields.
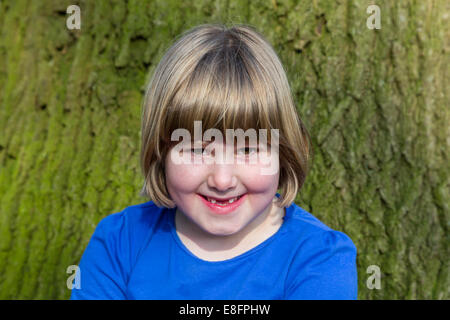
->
xmin=0 ymin=0 xmax=447 ymax=299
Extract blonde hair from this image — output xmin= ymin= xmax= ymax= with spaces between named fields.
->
xmin=139 ymin=23 xmax=313 ymax=208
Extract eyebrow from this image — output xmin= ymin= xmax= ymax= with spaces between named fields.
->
xmin=190 ymin=136 xmax=261 ymax=146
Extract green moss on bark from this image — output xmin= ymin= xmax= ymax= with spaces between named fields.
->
xmin=0 ymin=0 xmax=447 ymax=299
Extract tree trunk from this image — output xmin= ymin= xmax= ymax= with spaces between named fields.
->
xmin=0 ymin=0 xmax=447 ymax=299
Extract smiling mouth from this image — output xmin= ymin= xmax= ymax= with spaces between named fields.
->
xmin=198 ymin=194 xmax=245 ymax=205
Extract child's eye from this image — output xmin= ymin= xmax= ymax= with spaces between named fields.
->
xmin=238 ymin=147 xmax=259 ymax=155
xmin=190 ymin=148 xmax=206 ymax=155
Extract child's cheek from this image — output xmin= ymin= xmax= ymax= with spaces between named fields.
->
xmin=240 ymin=152 xmax=280 ymax=182
xmin=166 ymin=160 xmax=205 ymax=191
xmin=166 ymin=162 xmax=204 ymax=185
xmin=235 ymin=164 xmax=279 ymax=193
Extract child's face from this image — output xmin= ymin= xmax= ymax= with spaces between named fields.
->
xmin=165 ymin=138 xmax=280 ymax=237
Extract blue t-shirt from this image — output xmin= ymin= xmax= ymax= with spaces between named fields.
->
xmin=70 ymin=197 xmax=357 ymax=300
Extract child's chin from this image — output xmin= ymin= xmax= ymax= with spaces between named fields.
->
xmin=215 ymin=229 xmax=240 ymax=236
xmin=201 ymin=223 xmax=243 ymax=237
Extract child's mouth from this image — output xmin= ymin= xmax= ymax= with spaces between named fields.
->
xmin=197 ymin=193 xmax=247 ymax=214
xmin=199 ymin=194 xmax=243 ymax=206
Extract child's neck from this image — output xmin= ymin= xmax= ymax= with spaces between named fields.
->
xmin=174 ymin=198 xmax=285 ymax=262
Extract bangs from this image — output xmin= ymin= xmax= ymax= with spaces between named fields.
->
xmin=161 ymin=33 xmax=281 ymax=146
xmin=140 ymin=24 xmax=313 ymax=208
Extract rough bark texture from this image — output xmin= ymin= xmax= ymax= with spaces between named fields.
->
xmin=0 ymin=0 xmax=448 ymax=299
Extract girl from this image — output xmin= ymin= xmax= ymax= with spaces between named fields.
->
xmin=70 ymin=24 xmax=357 ymax=300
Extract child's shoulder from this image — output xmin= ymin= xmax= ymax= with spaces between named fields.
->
xmin=94 ymin=200 xmax=167 ymax=237
xmin=285 ymin=203 xmax=356 ymax=251
xmin=283 ymin=204 xmax=358 ymax=299
xmin=287 ymin=203 xmax=334 ymax=232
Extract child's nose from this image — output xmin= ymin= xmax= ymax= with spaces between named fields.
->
xmin=206 ymin=164 xmax=238 ymax=191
